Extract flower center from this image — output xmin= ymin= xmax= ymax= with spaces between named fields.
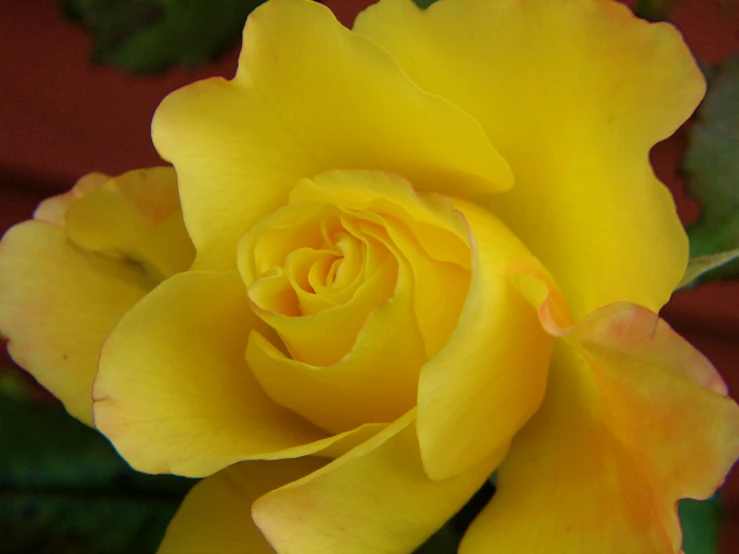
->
xmin=242 ymin=206 xmax=397 ymax=320
xmin=236 ymin=169 xmax=473 ymax=432
xmin=238 ymin=169 xmax=472 ymax=375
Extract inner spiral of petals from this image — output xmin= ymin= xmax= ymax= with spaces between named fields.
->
xmin=284 ymin=229 xmax=367 ymax=316
xmin=237 ymin=169 xmax=477 ymax=433
xmin=285 ymin=248 xmax=340 ymax=315
xmin=239 ymin=201 xmax=404 ymax=367
xmin=238 ymin=171 xmax=476 ymax=371
xmin=244 ymin=206 xmax=393 ymax=321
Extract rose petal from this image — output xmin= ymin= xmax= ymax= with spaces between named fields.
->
xmin=65 ymin=167 xmax=195 ymax=280
xmin=33 ymin=172 xmax=109 ymax=226
xmin=416 ymin=199 xmax=554 ymax=480
xmin=246 ymin=274 xmax=424 ymax=433
xmin=244 ymin=170 xmax=475 ymax=433
xmin=356 ymin=0 xmax=704 ymax=319
xmin=1 ymin=168 xmax=192 ymax=426
xmin=152 ymin=0 xmax=512 ymax=271
xmin=157 ymin=458 xmax=326 ymax=554
xmin=0 ymin=221 xmax=154 ymax=425
xmin=289 ymin=170 xmax=471 ymax=269
xmin=93 ymin=269 xmax=386 ymax=476
xmin=290 ymin=170 xmax=471 ymax=357
xmin=239 ymin=201 xmax=401 ymax=367
xmin=253 ymin=411 xmax=498 ymax=554
xmin=460 ymin=303 xmax=739 ymax=554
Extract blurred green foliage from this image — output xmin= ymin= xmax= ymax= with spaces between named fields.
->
xmin=413 ymin=525 xmax=461 ymax=553
xmin=0 ymin=377 xmax=194 ymax=553
xmin=61 ymin=0 xmax=265 ymax=73
xmin=679 ymin=249 xmax=739 ymax=289
xmin=680 ymin=497 xmax=723 ymax=554
xmin=683 ymin=54 xmax=739 ymax=283
xmin=633 ymin=0 xmax=678 ymax=20
xmin=634 ymin=0 xmax=733 ymax=21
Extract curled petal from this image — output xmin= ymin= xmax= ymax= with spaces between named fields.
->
xmin=93 ymin=269 xmax=385 ymax=476
xmin=158 ymin=458 xmax=326 ymax=554
xmin=246 ymin=280 xmax=424 ymax=433
xmin=416 ymin=199 xmax=554 ymax=481
xmin=254 ymin=411 xmax=498 ymax=554
xmin=289 ymin=170 xmax=471 ymax=358
xmin=64 ymin=167 xmax=195 ymax=280
xmin=33 ymin=172 xmax=109 ymax=226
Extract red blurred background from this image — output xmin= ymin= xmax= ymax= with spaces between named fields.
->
xmin=1 ymin=0 xmax=738 ymax=550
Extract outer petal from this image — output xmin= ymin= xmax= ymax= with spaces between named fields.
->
xmin=93 ymin=269 xmax=384 ymax=476
xmin=0 ymin=221 xmax=154 ymax=425
xmin=152 ymin=0 xmax=512 ymax=270
xmin=158 ymin=458 xmax=326 ymax=554
xmin=0 ymin=168 xmax=192 ymax=426
xmin=356 ymin=0 xmax=704 ymax=319
xmin=253 ymin=411 xmax=498 ymax=554
xmin=64 ymin=167 xmax=195 ymax=279
xmin=460 ymin=304 xmax=739 ymax=554
xmin=417 ymin=199 xmax=553 ymax=480
xmin=33 ymin=172 xmax=110 ymax=225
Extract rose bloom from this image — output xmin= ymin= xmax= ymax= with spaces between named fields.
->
xmin=2 ymin=0 xmax=739 ymax=552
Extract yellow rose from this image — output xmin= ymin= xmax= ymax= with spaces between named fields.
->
xmin=2 ymin=0 xmax=739 ymax=553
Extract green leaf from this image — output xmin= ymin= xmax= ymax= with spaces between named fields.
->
xmin=61 ymin=0 xmax=266 ymax=74
xmin=680 ymin=497 xmax=722 ymax=554
xmin=0 ymin=368 xmax=38 ymax=403
xmin=413 ymin=0 xmax=439 ymax=7
xmin=0 ymin=494 xmax=179 ymax=554
xmin=678 ymin=248 xmax=739 ymax=289
xmin=633 ymin=0 xmax=676 ymax=21
xmin=0 ymin=392 xmax=194 ymax=553
xmin=413 ymin=524 xmax=461 ymax=554
xmin=634 ymin=0 xmax=734 ymax=21
xmin=683 ymin=54 xmax=739 ymax=282
xmin=412 ymin=479 xmax=495 ymax=554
